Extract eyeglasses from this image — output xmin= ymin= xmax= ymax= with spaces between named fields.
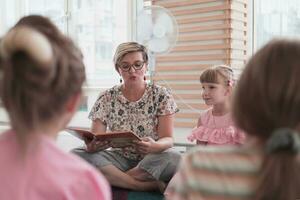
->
xmin=118 ymin=61 xmax=145 ymax=72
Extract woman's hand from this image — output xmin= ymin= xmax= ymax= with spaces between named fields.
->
xmin=82 ymin=134 xmax=94 ymax=146
xmin=134 ymin=137 xmax=157 ymax=154
xmin=86 ymin=119 xmax=110 ymax=152
xmin=86 ymin=138 xmax=111 ymax=153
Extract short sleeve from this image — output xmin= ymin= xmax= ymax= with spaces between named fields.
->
xmin=155 ymin=86 xmax=179 ymax=116
xmin=70 ymin=168 xmax=111 ymax=200
xmin=88 ymin=90 xmax=112 ymax=124
xmin=199 ymin=109 xmax=211 ymax=125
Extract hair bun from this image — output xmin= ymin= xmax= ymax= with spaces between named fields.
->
xmin=266 ymin=128 xmax=300 ymax=154
xmin=0 ymin=26 xmax=53 ymax=66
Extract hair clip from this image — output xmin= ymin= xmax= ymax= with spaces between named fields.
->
xmin=266 ymin=128 xmax=300 ymax=154
xmin=228 ymin=80 xmax=234 ymax=87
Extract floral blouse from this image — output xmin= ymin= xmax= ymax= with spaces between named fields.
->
xmin=88 ymin=83 xmax=179 ymax=160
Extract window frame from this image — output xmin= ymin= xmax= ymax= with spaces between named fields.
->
xmin=24 ymin=0 xmax=137 ymax=90
xmin=0 ymin=0 xmax=138 ymax=126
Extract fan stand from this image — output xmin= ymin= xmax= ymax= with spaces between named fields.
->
xmin=148 ymin=51 xmax=156 ymax=83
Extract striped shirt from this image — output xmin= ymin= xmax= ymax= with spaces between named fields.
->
xmin=167 ymin=144 xmax=262 ymax=200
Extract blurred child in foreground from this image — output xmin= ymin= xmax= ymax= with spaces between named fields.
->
xmin=0 ymin=15 xmax=111 ymax=200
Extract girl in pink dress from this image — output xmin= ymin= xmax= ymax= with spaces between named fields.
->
xmin=164 ymin=65 xmax=245 ymax=197
xmin=187 ymin=65 xmax=245 ymax=145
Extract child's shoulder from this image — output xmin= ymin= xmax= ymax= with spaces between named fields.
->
xmin=198 ymin=108 xmax=211 ymax=116
xmin=42 ymin=138 xmax=104 ymax=180
xmin=185 ymin=144 xmax=261 ymax=171
xmin=199 ymin=108 xmax=213 ymax=121
xmin=200 ymin=108 xmax=233 ymax=125
xmin=45 ymin=141 xmax=111 ymax=198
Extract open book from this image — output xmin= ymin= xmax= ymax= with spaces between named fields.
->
xmin=66 ymin=127 xmax=141 ymax=148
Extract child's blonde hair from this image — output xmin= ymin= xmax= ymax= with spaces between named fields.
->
xmin=200 ymin=65 xmax=234 ymax=86
xmin=0 ymin=15 xmax=85 ymax=147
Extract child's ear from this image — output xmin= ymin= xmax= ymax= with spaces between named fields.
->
xmin=65 ymin=92 xmax=82 ymax=113
xmin=224 ymin=86 xmax=232 ymax=96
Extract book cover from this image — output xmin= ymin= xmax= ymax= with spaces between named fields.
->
xmin=66 ymin=127 xmax=141 ymax=148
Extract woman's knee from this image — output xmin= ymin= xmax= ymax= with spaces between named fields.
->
xmin=144 ymin=149 xmax=181 ymax=164
xmin=139 ymin=149 xmax=182 ymax=181
xmin=70 ymin=148 xmax=101 ymax=167
xmin=71 ymin=147 xmax=85 ymax=155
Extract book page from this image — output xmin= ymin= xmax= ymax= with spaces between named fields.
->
xmin=66 ymin=127 xmax=94 ymax=140
xmin=95 ymin=131 xmax=141 ymax=148
xmin=66 ymin=127 xmax=141 ymax=148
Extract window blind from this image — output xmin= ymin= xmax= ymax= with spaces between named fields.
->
xmin=144 ymin=0 xmax=248 ymax=128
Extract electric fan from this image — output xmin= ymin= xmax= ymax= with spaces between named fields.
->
xmin=136 ymin=5 xmax=178 ymax=75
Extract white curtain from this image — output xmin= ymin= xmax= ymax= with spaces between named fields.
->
xmin=254 ymin=0 xmax=300 ymax=49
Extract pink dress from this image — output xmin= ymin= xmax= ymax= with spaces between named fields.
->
xmin=0 ymin=130 xmax=111 ymax=200
xmin=165 ymin=110 xmax=246 ymax=197
xmin=187 ymin=109 xmax=245 ymax=145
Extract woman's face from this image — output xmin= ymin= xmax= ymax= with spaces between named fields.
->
xmin=118 ymin=51 xmax=147 ymax=85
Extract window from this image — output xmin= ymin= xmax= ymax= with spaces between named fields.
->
xmin=253 ymin=0 xmax=300 ymax=50
xmin=26 ymin=0 xmax=132 ymax=88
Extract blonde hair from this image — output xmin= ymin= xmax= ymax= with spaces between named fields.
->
xmin=113 ymin=42 xmax=148 ymax=71
xmin=0 ymin=15 xmax=85 ymax=147
xmin=200 ymin=65 xmax=234 ymax=86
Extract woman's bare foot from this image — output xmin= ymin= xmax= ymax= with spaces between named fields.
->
xmin=126 ymin=167 xmax=154 ymax=181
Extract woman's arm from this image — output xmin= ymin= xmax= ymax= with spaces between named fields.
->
xmin=156 ymin=114 xmax=174 ymax=147
xmin=86 ymin=119 xmax=110 ymax=152
xmin=136 ymin=114 xmax=174 ymax=154
xmin=91 ymin=119 xmax=107 ymax=135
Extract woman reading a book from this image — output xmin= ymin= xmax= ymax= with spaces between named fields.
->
xmin=0 ymin=15 xmax=110 ymax=199
xmin=73 ymin=42 xmax=181 ymax=192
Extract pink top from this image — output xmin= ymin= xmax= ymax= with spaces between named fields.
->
xmin=0 ymin=130 xmax=111 ymax=200
xmin=187 ymin=109 xmax=246 ymax=145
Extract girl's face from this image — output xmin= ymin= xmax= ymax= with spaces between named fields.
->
xmin=118 ymin=52 xmax=147 ymax=85
xmin=201 ymin=82 xmax=230 ymax=106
